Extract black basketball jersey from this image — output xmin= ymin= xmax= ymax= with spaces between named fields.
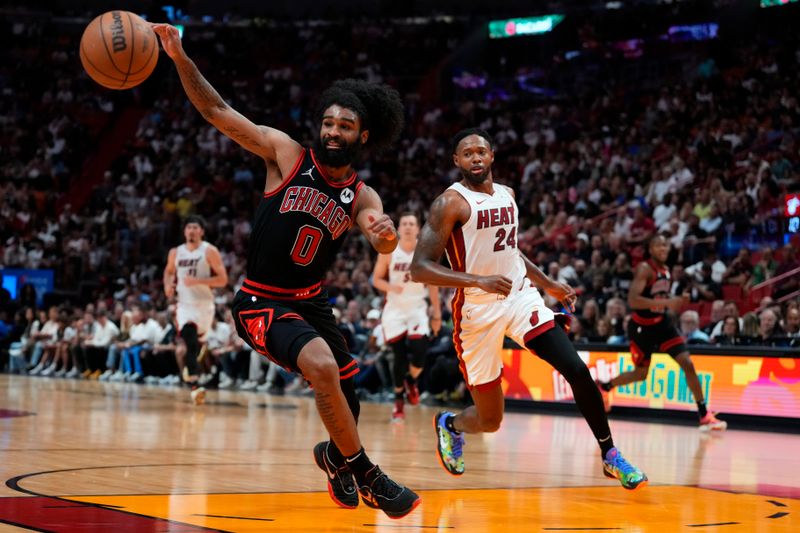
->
xmin=633 ymin=260 xmax=672 ymax=321
xmin=243 ymin=148 xmax=364 ymax=300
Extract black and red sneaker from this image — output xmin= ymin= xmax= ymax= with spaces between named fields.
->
xmin=357 ymin=465 xmax=421 ymax=519
xmin=313 ymin=441 xmax=358 ymax=509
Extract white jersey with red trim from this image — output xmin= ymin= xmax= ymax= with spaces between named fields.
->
xmin=384 ymin=245 xmax=427 ymax=312
xmin=445 ymin=181 xmax=527 ymax=301
xmin=176 ymin=241 xmax=214 ymax=305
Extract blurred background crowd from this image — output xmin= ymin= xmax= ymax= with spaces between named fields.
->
xmin=1 ymin=0 xmax=798 ymax=401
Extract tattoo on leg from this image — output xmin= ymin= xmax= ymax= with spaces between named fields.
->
xmin=315 ymin=389 xmax=345 ymax=441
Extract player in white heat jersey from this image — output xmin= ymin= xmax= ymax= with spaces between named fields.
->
xmin=372 ymin=213 xmax=441 ymax=421
xmin=411 ymin=128 xmax=646 ymax=490
xmin=163 ymin=216 xmax=228 ymax=404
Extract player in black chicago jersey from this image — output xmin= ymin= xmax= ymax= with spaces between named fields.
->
xmin=596 ymin=235 xmax=727 ymax=431
xmin=153 ymin=23 xmax=420 ymax=518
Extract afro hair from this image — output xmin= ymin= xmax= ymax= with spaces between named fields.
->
xmin=316 ymin=79 xmax=405 ymax=154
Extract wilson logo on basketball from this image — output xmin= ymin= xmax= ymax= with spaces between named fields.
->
xmin=110 ymin=11 xmax=127 ymax=52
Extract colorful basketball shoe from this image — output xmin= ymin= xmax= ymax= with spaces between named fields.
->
xmin=313 ymin=441 xmax=359 ymax=509
xmin=699 ymin=413 xmax=727 ymax=432
xmin=434 ymin=411 xmax=465 ymax=475
xmin=603 ymin=447 xmax=648 ymax=490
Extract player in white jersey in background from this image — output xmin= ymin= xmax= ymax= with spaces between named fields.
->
xmin=372 ymin=213 xmax=441 ymax=421
xmin=411 ymin=128 xmax=647 ymax=490
xmin=163 ymin=216 xmax=228 ymax=405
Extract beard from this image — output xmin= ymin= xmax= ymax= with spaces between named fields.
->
xmin=459 ymin=165 xmax=491 ymax=185
xmin=313 ymin=137 xmax=362 ymax=168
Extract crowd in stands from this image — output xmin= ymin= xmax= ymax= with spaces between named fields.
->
xmin=1 ymin=8 xmax=799 ymax=398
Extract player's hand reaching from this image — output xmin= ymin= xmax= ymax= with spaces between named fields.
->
xmin=544 ymin=281 xmax=577 ymax=313
xmin=476 ymin=275 xmax=513 ymax=296
xmin=164 ymin=283 xmax=175 ymax=299
xmin=150 ymin=23 xmax=185 ymax=60
xmin=367 ymin=214 xmax=397 ymax=241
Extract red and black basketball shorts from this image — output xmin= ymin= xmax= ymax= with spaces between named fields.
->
xmin=231 ymin=290 xmax=357 ymax=379
xmin=627 ymin=315 xmax=687 ymax=368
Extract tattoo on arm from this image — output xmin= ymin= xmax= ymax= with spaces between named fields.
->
xmin=175 ymin=58 xmax=226 ymax=119
xmin=222 ymin=125 xmax=262 ymax=149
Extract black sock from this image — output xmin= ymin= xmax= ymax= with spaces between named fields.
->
xmin=598 ymin=435 xmax=615 ymax=458
xmin=600 ymin=381 xmax=613 ymax=392
xmin=395 ymin=391 xmax=404 ymax=401
xmin=697 ymin=401 xmax=708 ymax=418
xmin=344 ymin=448 xmax=375 ymax=480
xmin=444 ymin=413 xmax=460 ymax=434
xmin=326 ymin=441 xmax=345 ymax=467
xmin=405 ymin=374 xmax=416 ymax=385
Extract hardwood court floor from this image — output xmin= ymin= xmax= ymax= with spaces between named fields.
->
xmin=0 ymin=374 xmax=797 ymax=532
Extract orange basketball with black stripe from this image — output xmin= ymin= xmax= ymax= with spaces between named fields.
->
xmin=79 ymin=10 xmax=158 ymax=90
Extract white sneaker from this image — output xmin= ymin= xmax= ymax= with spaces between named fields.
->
xmin=41 ymin=363 xmax=57 ymax=377
xmin=191 ymin=387 xmax=206 ymax=406
xmin=98 ymin=369 xmax=113 ymax=381
xmin=65 ymin=367 xmax=81 ymax=379
xmin=198 ymin=373 xmax=213 ymax=386
xmin=128 ymin=372 xmax=142 ymax=383
xmin=218 ymin=374 xmax=235 ymax=389
xmin=54 ymin=368 xmax=67 ymax=378
xmin=239 ymin=380 xmax=258 ymax=391
xmin=110 ymin=370 xmax=126 ymax=382
xmin=144 ymin=375 xmax=160 ymax=385
xmin=29 ymin=363 xmax=44 ymax=376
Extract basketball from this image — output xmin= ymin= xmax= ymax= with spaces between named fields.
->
xmin=79 ymin=10 xmax=158 ymax=90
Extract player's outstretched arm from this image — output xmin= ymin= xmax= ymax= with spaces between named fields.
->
xmin=151 ymin=23 xmax=300 ymax=165
xmin=355 ymin=186 xmax=398 ymax=254
xmin=411 ymin=191 xmax=511 ymax=295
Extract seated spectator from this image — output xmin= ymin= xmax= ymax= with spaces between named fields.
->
xmin=756 ymin=308 xmax=785 ymax=346
xmin=713 ymin=316 xmax=741 ymax=346
xmin=703 ymin=300 xmax=725 ymax=336
xmin=605 ymin=297 xmax=627 ymax=337
xmin=685 ymin=249 xmax=726 ymax=285
xmin=84 ymin=311 xmax=119 ymax=378
xmin=784 ymin=306 xmax=800 ymax=338
xmin=710 ymin=301 xmax=742 ymax=339
xmin=588 ymin=317 xmax=612 ymax=343
xmin=579 ymin=299 xmax=600 ymax=334
xmin=680 ymin=310 xmax=710 ymax=344
xmin=722 ymin=248 xmax=753 ymax=286
xmin=748 ymin=247 xmax=777 ymax=288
